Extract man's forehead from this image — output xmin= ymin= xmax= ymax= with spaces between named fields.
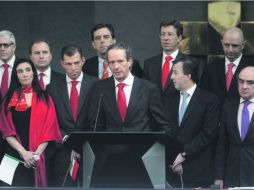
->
xmin=64 ymin=53 xmax=81 ymax=59
xmin=94 ymin=28 xmax=111 ymax=35
xmin=0 ymin=36 xmax=11 ymax=42
xmin=239 ymin=69 xmax=254 ymax=79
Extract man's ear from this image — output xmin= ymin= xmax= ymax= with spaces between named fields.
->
xmin=128 ymin=58 xmax=133 ymax=71
xmin=92 ymin=41 xmax=96 ymax=49
xmin=81 ymin=56 xmax=86 ymax=67
xmin=60 ymin=60 xmax=64 ymax=68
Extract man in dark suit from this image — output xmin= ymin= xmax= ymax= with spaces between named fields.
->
xmin=88 ymin=42 xmax=170 ymax=187
xmin=164 ymin=57 xmax=220 ymax=188
xmin=0 ymin=30 xmax=18 ymax=182
xmin=47 ymin=45 xmax=97 ymax=186
xmin=200 ymin=27 xmax=254 ymax=107
xmin=89 ymin=42 xmax=169 ymax=131
xmin=30 ymin=39 xmax=64 ymax=89
xmin=144 ymin=20 xmax=184 ymax=96
xmin=215 ymin=66 xmax=254 ymax=188
xmin=82 ymin=23 xmax=143 ymax=79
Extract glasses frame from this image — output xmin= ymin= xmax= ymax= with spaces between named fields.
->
xmin=0 ymin=43 xmax=14 ymax=49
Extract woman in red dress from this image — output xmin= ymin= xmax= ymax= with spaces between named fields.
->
xmin=0 ymin=58 xmax=62 ymax=187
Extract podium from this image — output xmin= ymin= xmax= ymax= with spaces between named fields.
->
xmin=67 ymin=132 xmax=166 ymax=189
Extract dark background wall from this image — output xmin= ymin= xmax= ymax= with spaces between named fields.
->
xmin=0 ymin=1 xmax=253 ymax=73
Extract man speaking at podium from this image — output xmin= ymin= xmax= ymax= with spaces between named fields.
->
xmin=87 ymin=43 xmax=171 ymax=187
xmin=88 ymin=42 xmax=169 ymax=132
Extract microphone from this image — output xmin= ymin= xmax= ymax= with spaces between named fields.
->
xmin=94 ymin=94 xmax=103 ymax=132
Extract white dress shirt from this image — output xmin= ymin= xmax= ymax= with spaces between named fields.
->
xmin=66 ymin=72 xmax=83 ymax=98
xmin=37 ymin=67 xmax=51 ymax=87
xmin=162 ymin=49 xmax=179 ymax=70
xmin=237 ymin=97 xmax=254 ymax=136
xmin=225 ymin=54 xmax=242 ymax=75
xmin=114 ymin=73 xmax=134 ymax=106
xmin=0 ymin=55 xmax=16 ymax=88
xmin=179 ymin=84 xmax=197 ymax=113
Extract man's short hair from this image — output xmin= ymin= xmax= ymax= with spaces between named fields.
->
xmin=176 ymin=56 xmax=199 ymax=84
xmin=29 ymin=39 xmax=51 ymax=54
xmin=160 ymin=20 xmax=183 ymax=37
xmin=106 ymin=42 xmax=133 ymax=61
xmin=91 ymin=23 xmax=115 ymax=41
xmin=60 ymin=45 xmax=83 ymax=60
xmin=0 ymin=30 xmax=16 ymax=44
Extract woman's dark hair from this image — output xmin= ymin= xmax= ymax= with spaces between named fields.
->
xmin=4 ymin=58 xmax=49 ymax=113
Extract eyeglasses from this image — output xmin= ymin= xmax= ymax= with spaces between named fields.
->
xmin=159 ymin=33 xmax=177 ymax=39
xmin=238 ymin=78 xmax=254 ymax=85
xmin=0 ymin=43 xmax=14 ymax=49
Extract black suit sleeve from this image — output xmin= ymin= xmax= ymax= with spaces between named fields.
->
xmin=46 ymin=83 xmax=73 ymax=137
xmin=183 ymin=95 xmax=220 ymax=158
xmin=214 ymin=103 xmax=229 ymax=180
xmin=148 ymin=84 xmax=170 ymax=132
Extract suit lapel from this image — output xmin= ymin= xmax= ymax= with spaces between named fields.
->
xmin=50 ymin=70 xmax=56 ymax=82
xmin=230 ymin=99 xmax=242 ymax=142
xmin=59 ymin=79 xmax=73 ymax=117
xmin=153 ymin=55 xmax=163 ymax=89
xmin=245 ymin=112 xmax=254 ymax=141
xmin=228 ymin=59 xmax=242 ymax=92
xmin=77 ymin=75 xmax=89 ymax=115
xmin=218 ymin=59 xmax=227 ymax=91
xmin=172 ymin=92 xmax=180 ymax=126
xmin=108 ymin=77 xmax=123 ymax=122
xmin=94 ymin=57 xmax=99 ymax=78
xmin=124 ymin=77 xmax=139 ymax=123
xmin=228 ymin=57 xmax=247 ymax=92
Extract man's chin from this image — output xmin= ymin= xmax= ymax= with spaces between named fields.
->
xmin=114 ymin=76 xmax=124 ymax=82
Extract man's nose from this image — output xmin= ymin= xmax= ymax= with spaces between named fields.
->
xmin=71 ymin=64 xmax=76 ymax=70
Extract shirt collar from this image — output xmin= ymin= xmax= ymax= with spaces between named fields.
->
xmin=114 ymin=73 xmax=134 ymax=87
xmin=37 ymin=66 xmax=51 ymax=77
xmin=98 ymin=56 xmax=106 ymax=64
xmin=225 ymin=54 xmax=242 ymax=67
xmin=180 ymin=84 xmax=197 ymax=97
xmin=66 ymin=72 xmax=83 ymax=84
xmin=240 ymin=97 xmax=254 ymax=104
xmin=163 ymin=49 xmax=179 ymax=62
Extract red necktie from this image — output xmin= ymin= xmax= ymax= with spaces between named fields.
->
xmin=102 ymin=62 xmax=109 ymax=80
xmin=161 ymin=55 xmax=173 ymax=89
xmin=117 ymin=83 xmax=127 ymax=121
xmin=70 ymin=80 xmax=79 ymax=122
xmin=226 ymin=63 xmax=235 ymax=91
xmin=39 ymin=72 xmax=45 ymax=90
xmin=1 ymin=63 xmax=9 ymax=96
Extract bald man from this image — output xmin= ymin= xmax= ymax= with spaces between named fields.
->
xmin=200 ymin=27 xmax=254 ymax=107
xmin=215 ymin=66 xmax=254 ymax=188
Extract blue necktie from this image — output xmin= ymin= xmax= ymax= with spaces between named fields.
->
xmin=241 ymin=100 xmax=252 ymax=141
xmin=179 ymin=92 xmax=189 ymax=125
